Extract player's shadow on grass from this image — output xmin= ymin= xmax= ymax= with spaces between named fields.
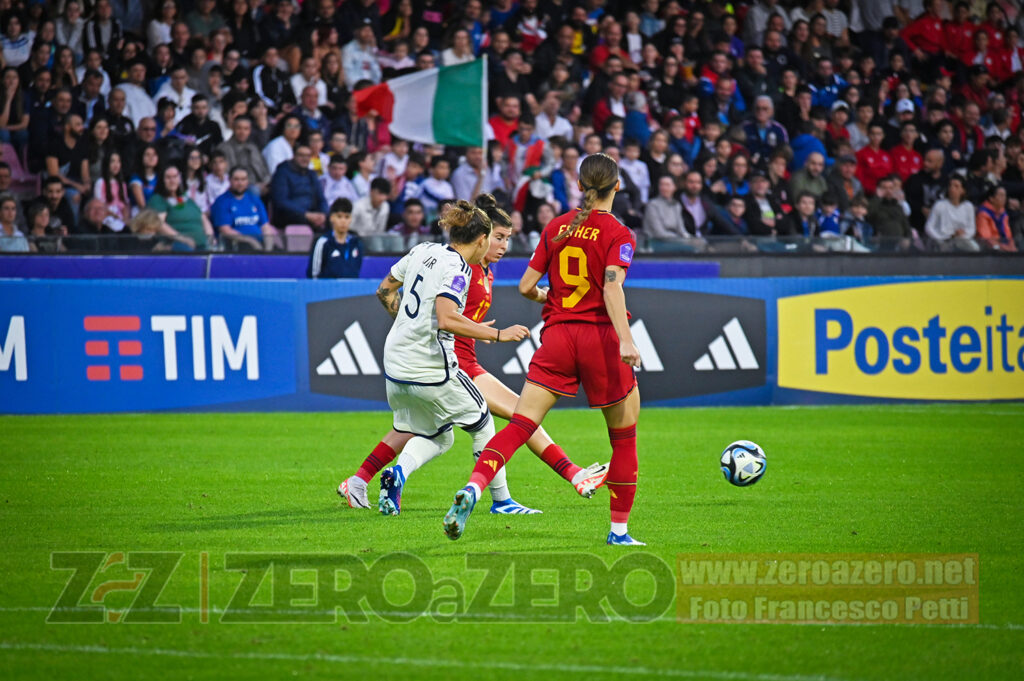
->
xmin=150 ymin=507 xmax=344 ymax=532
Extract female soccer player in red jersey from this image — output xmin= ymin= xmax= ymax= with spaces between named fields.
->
xmin=444 ymin=153 xmax=645 ymax=545
xmin=339 ymin=194 xmax=609 ymax=515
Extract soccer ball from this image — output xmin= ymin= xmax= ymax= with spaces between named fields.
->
xmin=720 ymin=440 xmax=767 ymax=487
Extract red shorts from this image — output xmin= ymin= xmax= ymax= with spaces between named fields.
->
xmin=455 ymin=347 xmax=488 ymax=379
xmin=526 ymin=322 xmax=637 ymax=408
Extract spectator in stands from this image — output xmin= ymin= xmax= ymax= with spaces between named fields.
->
xmin=419 ymin=156 xmax=455 ymax=221
xmin=856 ymin=123 xmax=895 ymax=195
xmin=826 ymin=153 xmax=864 ymax=212
xmin=153 ymin=66 xmax=197 ymax=127
xmin=148 ymin=164 xmax=211 ymax=251
xmin=211 ymin=167 xmax=275 ymax=252
xmin=270 ymin=143 xmax=328 ymax=231
xmin=745 ymin=171 xmax=784 ymax=236
xmin=263 ymin=114 xmax=305 ymax=177
xmin=905 ymin=148 xmax=947 ymax=234
xmin=218 ymin=115 xmax=271 ymax=195
xmin=790 ymin=151 xmax=828 ymax=200
xmin=867 ymin=175 xmax=913 ymax=250
xmin=681 ymin=169 xmax=732 ymax=236
xmin=322 ymin=154 xmax=358 ymax=206
xmin=779 ymin=191 xmax=819 ymax=239
xmin=746 ymin=0 xmax=792 ymax=46
xmin=0 ymin=67 xmax=29 ymax=153
xmin=33 ymin=177 xmax=76 ymax=236
xmin=46 ymin=113 xmax=90 ymax=218
xmin=116 ymin=60 xmax=156 ymax=128
xmin=390 ymin=194 xmax=430 ymax=237
xmin=93 ymin=151 xmax=129 ymax=232
xmin=643 ymin=175 xmax=688 ymax=240
xmin=351 ymin=177 xmax=391 ymax=236
xmin=175 ymin=94 xmax=222 ymax=159
xmin=535 ymin=90 xmax=574 ymax=142
xmin=924 ymin=175 xmax=978 ymax=252
xmin=975 ymin=184 xmax=1016 ymax=251
xmin=743 ymin=96 xmax=789 ymax=167
xmin=343 ymin=19 xmax=382 ymax=89
xmin=451 ymin=146 xmax=491 ymax=202
xmin=0 ymin=195 xmax=28 ymax=252
xmin=308 ymin=198 xmax=363 ymax=278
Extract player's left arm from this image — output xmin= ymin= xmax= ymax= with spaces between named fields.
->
xmin=376 ymin=273 xmax=403 ymax=318
xmin=604 ymin=265 xmax=641 ymax=367
xmin=518 ymin=266 xmax=548 ymax=303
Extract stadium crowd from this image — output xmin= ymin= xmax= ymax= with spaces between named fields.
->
xmin=0 ymin=0 xmax=1021 ymax=262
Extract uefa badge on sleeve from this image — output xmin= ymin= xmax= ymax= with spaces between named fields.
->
xmin=451 ymin=275 xmax=467 ymax=294
xmin=619 ymin=243 xmax=634 ymax=264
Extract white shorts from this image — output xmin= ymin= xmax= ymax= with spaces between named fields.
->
xmin=386 ymin=370 xmax=491 ymax=438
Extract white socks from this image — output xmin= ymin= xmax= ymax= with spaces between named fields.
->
xmin=611 ymin=522 xmax=628 ymax=536
xmin=396 ymin=430 xmax=454 ymax=480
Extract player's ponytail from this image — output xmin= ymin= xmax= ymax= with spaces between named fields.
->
xmin=475 ymin=192 xmax=513 ymax=229
xmin=555 ymin=152 xmax=618 ymax=243
xmin=442 ymin=199 xmax=493 ymax=244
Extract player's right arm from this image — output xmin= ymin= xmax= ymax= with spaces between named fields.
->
xmin=603 ymin=266 xmax=641 ymax=367
xmin=518 ymin=266 xmax=548 ymax=303
xmin=436 ymin=296 xmax=529 ymax=343
xmin=376 ymin=273 xmax=403 ymax=318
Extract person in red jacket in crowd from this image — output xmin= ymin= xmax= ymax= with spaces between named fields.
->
xmin=592 ymin=72 xmax=629 ymax=134
xmin=964 ymin=30 xmax=1012 ymax=85
xmin=588 ymin=21 xmax=637 ymax=72
xmin=944 ymin=1 xmax=978 ymax=63
xmin=488 ymin=96 xmax=521 ymax=148
xmin=891 ymin=121 xmax=923 ymax=182
xmin=979 ymin=2 xmax=1010 ymax=47
xmin=856 ymin=123 xmax=894 ymax=196
xmin=902 ymin=0 xmax=946 ymax=62
xmin=952 ymin=99 xmax=987 ymax=157
xmin=958 ymin=64 xmax=992 ymax=113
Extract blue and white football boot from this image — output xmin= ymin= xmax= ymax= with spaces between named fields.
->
xmin=606 ymin=532 xmax=646 ymax=546
xmin=443 ymin=486 xmax=478 ymax=540
xmin=378 ymin=466 xmax=405 ymax=516
xmin=490 ymin=498 xmax=542 ymax=514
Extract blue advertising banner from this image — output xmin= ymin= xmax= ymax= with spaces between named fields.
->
xmin=1 ymin=276 xmax=1021 ymax=414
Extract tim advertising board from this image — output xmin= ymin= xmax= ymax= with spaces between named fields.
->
xmin=0 ymin=282 xmax=295 ymax=413
xmin=777 ymin=280 xmax=1024 ymax=400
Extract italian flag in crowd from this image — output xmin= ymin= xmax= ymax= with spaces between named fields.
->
xmin=354 ymin=57 xmax=487 ymax=147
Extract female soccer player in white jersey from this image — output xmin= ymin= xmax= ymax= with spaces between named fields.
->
xmin=340 ymin=195 xmax=609 ymax=515
xmin=346 ymin=200 xmax=531 ymax=515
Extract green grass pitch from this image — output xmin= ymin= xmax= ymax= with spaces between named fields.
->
xmin=1 ymin=404 xmax=1022 ymax=680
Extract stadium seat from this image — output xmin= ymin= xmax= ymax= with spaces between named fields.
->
xmin=284 ymin=225 xmax=314 ymax=252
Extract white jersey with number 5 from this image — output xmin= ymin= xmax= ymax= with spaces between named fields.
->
xmin=384 ymin=242 xmax=473 ymax=385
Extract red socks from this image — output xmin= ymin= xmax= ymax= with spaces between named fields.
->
xmin=607 ymin=425 xmax=638 ymax=524
xmin=469 ymin=414 xmax=538 ymax=490
xmin=355 ymin=441 xmax=397 ymax=483
xmin=538 ymin=443 xmax=582 ymax=483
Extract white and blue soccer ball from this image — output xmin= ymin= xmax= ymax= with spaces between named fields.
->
xmin=720 ymin=440 xmax=767 ymax=487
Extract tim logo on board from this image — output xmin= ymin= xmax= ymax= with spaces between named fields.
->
xmin=777 ymin=280 xmax=1024 ymax=400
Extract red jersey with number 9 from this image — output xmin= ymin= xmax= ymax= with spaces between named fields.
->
xmin=528 ymin=208 xmax=636 ymax=328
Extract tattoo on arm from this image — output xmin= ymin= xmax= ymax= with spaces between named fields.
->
xmin=605 ymin=270 xmax=618 ymax=283
xmin=377 ymin=275 xmax=403 ymax=319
